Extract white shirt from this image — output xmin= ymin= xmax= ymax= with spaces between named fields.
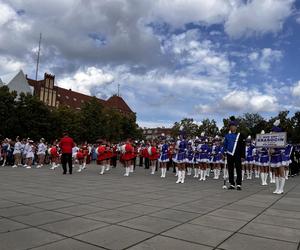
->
xmin=37 ymin=143 xmax=47 ymax=155
xmin=13 ymin=142 xmax=22 ymax=155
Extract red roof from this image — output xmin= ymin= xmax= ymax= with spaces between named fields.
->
xmin=106 ymin=95 xmax=133 ymax=113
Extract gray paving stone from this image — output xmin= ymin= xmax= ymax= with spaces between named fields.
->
xmin=149 ymin=209 xmax=199 ymax=223
xmin=0 ymin=218 xmax=28 ymax=233
xmin=239 ymin=222 xmax=300 ymax=243
xmin=219 ymin=233 xmax=298 ymax=250
xmin=89 ymin=199 xmax=131 ymax=209
xmin=127 ymin=235 xmax=213 ymax=250
xmin=0 ymin=227 xmax=64 ymax=250
xmin=39 ymin=217 xmax=109 ymax=236
xmin=117 ymin=204 xmax=163 ymax=215
xmin=32 ymin=200 xmax=77 ymax=210
xmin=209 ymin=208 xmax=258 ymax=221
xmin=119 ymin=215 xmax=180 ymax=233
xmin=55 ymin=204 xmax=106 ymax=216
xmin=263 ymin=208 xmax=300 ymax=219
xmin=30 ymin=238 xmax=105 ymax=250
xmin=0 ymin=205 xmax=43 ymax=217
xmin=189 ymin=214 xmax=248 ymax=232
xmin=162 ymin=223 xmax=233 ymax=247
xmin=84 ymin=209 xmax=141 ymax=223
xmin=253 ymin=214 xmax=300 ymax=229
xmin=0 ymin=200 xmax=18 ymax=208
xmin=13 ymin=210 xmax=73 ymax=226
xmin=75 ymin=225 xmax=153 ymax=250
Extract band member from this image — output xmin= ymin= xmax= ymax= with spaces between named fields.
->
xmin=193 ymin=137 xmax=200 ymax=178
xmin=25 ymin=140 xmax=35 ymax=169
xmin=211 ymin=136 xmax=223 ymax=180
xmin=1 ymin=138 xmax=10 ymax=167
xmin=257 ymin=131 xmax=270 ymax=186
xmin=96 ymin=140 xmax=107 ymax=175
xmin=104 ymin=141 xmax=113 ymax=172
xmin=75 ymin=148 xmax=84 ymax=172
xmin=49 ymin=143 xmax=60 ymax=170
xmin=121 ymin=139 xmax=135 ymax=176
xmin=37 ymin=138 xmax=47 ymax=168
xmin=223 ymin=116 xmax=245 ymax=190
xmin=81 ymin=142 xmax=90 ymax=170
xmin=270 ymin=120 xmax=285 ymax=194
xmin=148 ymin=141 xmax=159 ymax=175
xmin=12 ymin=136 xmax=22 ymax=168
xmin=111 ymin=143 xmax=118 ymax=168
xmin=174 ymin=127 xmax=187 ymax=184
xmin=282 ymin=144 xmax=293 ymax=180
xmin=198 ymin=133 xmax=211 ymax=181
xmin=158 ymin=137 xmax=169 ymax=178
xmin=186 ymin=140 xmax=194 ymax=176
xmin=243 ymin=136 xmax=255 ymax=180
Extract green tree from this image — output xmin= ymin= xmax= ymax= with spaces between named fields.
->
xmin=198 ymin=118 xmax=219 ymax=137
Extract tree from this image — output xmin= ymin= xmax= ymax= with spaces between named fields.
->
xmin=171 ymin=118 xmax=199 ymax=138
xmin=198 ymin=118 xmax=219 ymax=137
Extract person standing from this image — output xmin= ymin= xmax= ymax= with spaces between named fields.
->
xmin=59 ymin=132 xmax=75 ymax=175
xmin=223 ymin=116 xmax=245 ymax=190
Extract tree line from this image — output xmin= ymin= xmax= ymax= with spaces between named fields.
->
xmin=171 ymin=113 xmax=300 ymax=143
xmin=0 ymin=86 xmax=142 ymax=143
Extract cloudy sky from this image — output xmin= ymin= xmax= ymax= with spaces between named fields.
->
xmin=1 ymin=0 xmax=300 ymax=128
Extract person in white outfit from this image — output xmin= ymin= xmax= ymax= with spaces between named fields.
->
xmin=37 ymin=138 xmax=47 ymax=168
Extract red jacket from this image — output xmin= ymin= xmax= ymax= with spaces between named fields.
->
xmin=59 ymin=136 xmax=75 ymax=154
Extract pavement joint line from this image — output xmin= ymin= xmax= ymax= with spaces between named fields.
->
xmin=213 ymin=181 xmax=300 ymax=250
xmin=122 ymin=181 xmax=267 ymax=250
xmin=237 ymin=231 xmax=300 ymax=244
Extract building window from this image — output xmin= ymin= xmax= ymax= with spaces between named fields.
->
xmin=76 ymin=107 xmax=81 ymax=110
xmin=52 ymin=91 xmax=56 ymax=107
xmin=57 ymin=94 xmax=61 ymax=97
xmin=65 ymin=96 xmax=69 ymax=99
xmin=48 ymin=90 xmax=53 ymax=106
xmin=73 ymin=97 xmax=77 ymax=101
xmin=81 ymin=100 xmax=84 ymax=103
xmin=44 ymin=89 xmax=49 ymax=104
xmin=49 ymin=79 xmax=54 ymax=89
xmin=56 ymin=101 xmax=59 ymax=107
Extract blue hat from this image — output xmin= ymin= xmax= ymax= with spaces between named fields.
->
xmin=229 ymin=116 xmax=238 ymax=126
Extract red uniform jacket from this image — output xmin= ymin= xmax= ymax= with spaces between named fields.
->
xmin=59 ymin=136 xmax=75 ymax=154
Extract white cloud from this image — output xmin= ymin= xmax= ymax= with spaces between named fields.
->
xmin=57 ymin=67 xmax=114 ymax=96
xmin=0 ymin=1 xmax=16 ymax=26
xmin=225 ymin=0 xmax=294 ymax=38
xmin=248 ymin=48 xmax=283 ymax=72
xmin=291 ymin=81 xmax=300 ymax=97
xmin=195 ymin=89 xmax=279 ymax=114
xmin=0 ymin=55 xmax=25 ymax=74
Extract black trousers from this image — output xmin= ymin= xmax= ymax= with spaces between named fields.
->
xmin=227 ymin=154 xmax=242 ymax=186
xmin=139 ymin=156 xmax=143 ymax=167
xmin=144 ymin=158 xmax=149 ymax=169
xmin=61 ymin=153 xmax=72 ymax=174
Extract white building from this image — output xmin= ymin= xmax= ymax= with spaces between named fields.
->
xmin=0 ymin=70 xmax=33 ymax=95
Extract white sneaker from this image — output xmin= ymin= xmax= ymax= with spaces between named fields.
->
xmin=36 ymin=165 xmax=41 ymax=168
xmin=26 ymin=166 xmax=31 ymax=169
xmin=12 ymin=165 xmax=17 ymax=168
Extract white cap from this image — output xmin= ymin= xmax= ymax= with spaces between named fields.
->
xmin=179 ymin=125 xmax=184 ymax=131
xmin=247 ymin=135 xmax=251 ymax=140
xmin=273 ymin=119 xmax=280 ymax=126
xmin=261 ymin=130 xmax=265 ymax=134
xmin=200 ymin=132 xmax=205 ymax=137
xmin=161 ymin=133 xmax=165 ymax=137
xmin=215 ymin=135 xmax=219 ymax=139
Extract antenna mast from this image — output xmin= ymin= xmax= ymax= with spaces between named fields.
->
xmin=117 ymin=83 xmax=120 ymax=96
xmin=35 ymin=33 xmax=42 ymax=80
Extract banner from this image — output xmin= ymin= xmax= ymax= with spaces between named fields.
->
xmin=255 ymin=132 xmax=287 ymax=148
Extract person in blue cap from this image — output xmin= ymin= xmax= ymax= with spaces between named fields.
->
xmin=223 ymin=116 xmax=246 ymax=190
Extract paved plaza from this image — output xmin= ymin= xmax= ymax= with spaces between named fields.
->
xmin=0 ymin=165 xmax=299 ymax=250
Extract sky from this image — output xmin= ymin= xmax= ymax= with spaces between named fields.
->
xmin=1 ymin=0 xmax=300 ymax=128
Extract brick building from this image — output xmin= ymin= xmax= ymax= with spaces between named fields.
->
xmin=142 ymin=127 xmax=172 ymax=140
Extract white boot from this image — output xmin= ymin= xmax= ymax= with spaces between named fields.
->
xmin=261 ymin=172 xmax=265 ymax=185
xmin=82 ymin=162 xmax=86 ymax=169
xmin=175 ymin=167 xmax=178 ymax=176
xmin=217 ymin=169 xmax=221 ymax=179
xmin=213 ymin=169 xmax=217 ymax=179
xmin=206 ymin=168 xmax=210 ymax=177
xmin=77 ymin=165 xmax=82 ymax=172
xmin=242 ymin=170 xmax=245 ymax=181
xmin=12 ymin=164 xmax=17 ymax=168
xmin=193 ymin=168 xmax=199 ymax=178
xmin=2 ymin=160 xmax=6 ymax=167
xmin=285 ymin=170 xmax=289 ymax=180
xmin=278 ymin=177 xmax=285 ymax=194
xmin=187 ymin=167 xmax=192 ymax=176
xmin=129 ymin=165 xmax=134 ymax=173
xmin=160 ymin=168 xmax=164 ymax=178
xmin=203 ymin=170 xmax=206 ymax=181
xmin=124 ymin=167 xmax=130 ymax=176
xmin=181 ymin=171 xmax=185 ymax=183
xmin=50 ymin=162 xmax=55 ymax=170
xmin=163 ymin=168 xmax=167 ymax=178
xmin=176 ymin=171 xmax=182 ymax=183
xmin=100 ymin=165 xmax=105 ymax=175
xmin=199 ymin=170 xmax=203 ymax=181
xmin=264 ymin=173 xmax=268 ymax=185
xmin=273 ymin=177 xmax=280 ymax=194
xmin=105 ymin=164 xmax=110 ymax=171
xmin=151 ymin=166 xmax=155 ymax=175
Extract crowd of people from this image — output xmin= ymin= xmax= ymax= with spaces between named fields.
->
xmin=1 ymin=120 xmax=300 ymax=195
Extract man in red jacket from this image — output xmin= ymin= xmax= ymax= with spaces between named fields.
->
xmin=59 ymin=131 xmax=75 ymax=174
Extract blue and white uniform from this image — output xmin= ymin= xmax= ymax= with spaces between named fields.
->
xmin=243 ymin=144 xmax=255 ymax=164
xmin=158 ymin=143 xmax=169 ymax=163
xmin=211 ymin=145 xmax=224 ymax=164
xmin=186 ymin=144 xmax=194 ymax=164
xmin=282 ymin=144 xmax=293 ymax=166
xmin=258 ymin=147 xmax=270 ymax=166
xmin=173 ymin=139 xmax=187 ymax=163
xmin=198 ymin=142 xmax=211 ymax=163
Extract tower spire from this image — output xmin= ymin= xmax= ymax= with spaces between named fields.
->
xmin=35 ymin=33 xmax=42 ymax=80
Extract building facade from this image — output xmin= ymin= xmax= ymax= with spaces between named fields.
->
xmin=142 ymin=127 xmax=172 ymax=140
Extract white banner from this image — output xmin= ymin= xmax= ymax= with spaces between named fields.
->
xmin=255 ymin=132 xmax=287 ymax=148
